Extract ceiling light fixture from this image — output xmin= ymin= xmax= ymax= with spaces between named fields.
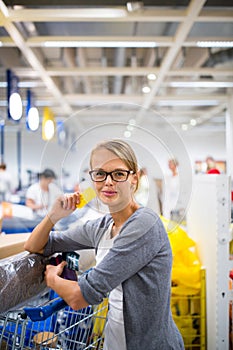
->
xmin=147 ymin=73 xmax=157 ymax=81
xmin=42 ymin=107 xmax=55 ymax=140
xmin=44 ymin=41 xmax=157 ymax=48
xmin=157 ymin=100 xmax=219 ymax=107
xmin=124 ymin=130 xmax=131 ymax=138
xmin=126 ymin=2 xmax=144 ymax=12
xmin=142 ymin=85 xmax=151 ymax=93
xmin=0 ymin=81 xmax=44 ymax=88
xmin=129 ymin=119 xmax=136 ymax=125
xmin=27 ymin=107 xmax=40 ymax=131
xmin=168 ymin=81 xmax=233 ymax=88
xmin=7 ymin=69 xmax=23 ymax=121
xmin=190 ymin=119 xmax=197 ymax=126
xmin=196 ymin=41 xmax=233 ymax=48
xmin=62 ymin=8 xmax=127 ymax=18
xmin=26 ymin=90 xmax=40 ymax=132
xmin=9 ymin=92 xmax=23 ymax=121
xmin=181 ymin=124 xmax=188 ymax=131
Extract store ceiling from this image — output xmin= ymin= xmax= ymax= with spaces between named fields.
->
xmin=0 ymin=0 xmax=233 ymax=136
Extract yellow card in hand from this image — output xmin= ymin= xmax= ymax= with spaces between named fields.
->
xmin=76 ymin=187 xmax=96 ymax=208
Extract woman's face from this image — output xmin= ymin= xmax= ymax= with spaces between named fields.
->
xmin=168 ymin=160 xmax=176 ymax=172
xmin=90 ymin=148 xmax=137 ymax=211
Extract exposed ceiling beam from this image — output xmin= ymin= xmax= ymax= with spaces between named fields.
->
xmin=142 ymin=0 xmax=207 ymax=110
xmin=77 ymin=48 xmax=92 ymax=94
xmin=1 ymin=67 xmax=232 ymax=78
xmin=62 ymin=47 xmax=78 ymax=94
xmin=195 ymin=103 xmax=227 ymax=125
xmin=62 ymin=93 xmax=227 ymax=106
xmin=0 ymin=0 xmax=73 ymax=115
xmin=0 ymin=0 xmax=231 ymax=133
xmin=0 ymin=93 xmax=226 ymax=108
xmin=7 ymin=7 xmax=233 ymax=23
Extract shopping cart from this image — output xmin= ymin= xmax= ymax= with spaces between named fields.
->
xmin=0 ymin=289 xmax=108 ymax=350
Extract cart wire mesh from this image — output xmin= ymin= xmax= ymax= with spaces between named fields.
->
xmin=0 ymin=290 xmax=108 ymax=350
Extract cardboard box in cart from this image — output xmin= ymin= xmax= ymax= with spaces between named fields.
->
xmin=0 ymin=233 xmax=30 ymax=259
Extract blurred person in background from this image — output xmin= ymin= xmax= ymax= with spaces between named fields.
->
xmin=26 ymin=168 xmax=62 ymax=218
xmin=0 ymin=163 xmax=14 ymax=202
xmin=162 ymin=158 xmax=180 ymax=220
xmin=205 ymin=156 xmax=220 ymax=174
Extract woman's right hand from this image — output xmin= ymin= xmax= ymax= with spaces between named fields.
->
xmin=24 ymin=192 xmax=81 ymax=254
xmin=48 ymin=191 xmax=81 ymax=224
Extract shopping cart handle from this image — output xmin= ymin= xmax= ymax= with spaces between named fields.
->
xmin=23 ymin=297 xmax=67 ymax=321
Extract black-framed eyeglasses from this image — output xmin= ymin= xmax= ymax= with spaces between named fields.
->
xmin=89 ymin=169 xmax=135 ymax=182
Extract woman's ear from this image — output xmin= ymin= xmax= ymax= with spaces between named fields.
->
xmin=132 ymin=171 xmax=140 ymax=191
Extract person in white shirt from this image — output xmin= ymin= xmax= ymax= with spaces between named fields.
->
xmin=26 ymin=168 xmax=62 ymax=218
xmin=0 ymin=163 xmax=14 ymax=201
xmin=162 ymin=158 xmax=180 ymax=220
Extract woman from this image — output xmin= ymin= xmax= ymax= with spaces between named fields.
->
xmin=24 ymin=139 xmax=184 ymax=350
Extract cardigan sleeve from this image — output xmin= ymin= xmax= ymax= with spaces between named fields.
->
xmin=43 ymin=215 xmax=112 ymax=256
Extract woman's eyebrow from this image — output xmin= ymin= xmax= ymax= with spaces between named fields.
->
xmin=92 ymin=167 xmax=127 ymax=171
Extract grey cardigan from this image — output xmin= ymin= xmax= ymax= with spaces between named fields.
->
xmin=43 ymin=207 xmax=184 ymax=350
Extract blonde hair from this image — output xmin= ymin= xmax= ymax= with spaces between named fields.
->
xmin=90 ymin=139 xmax=139 ymax=190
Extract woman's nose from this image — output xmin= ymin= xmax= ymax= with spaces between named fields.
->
xmin=105 ymin=173 xmax=114 ymax=184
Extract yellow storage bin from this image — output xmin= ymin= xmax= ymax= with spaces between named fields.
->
xmin=171 ymin=268 xmax=206 ymax=350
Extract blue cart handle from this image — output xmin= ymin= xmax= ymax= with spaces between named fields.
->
xmin=23 ymin=297 xmax=67 ymax=322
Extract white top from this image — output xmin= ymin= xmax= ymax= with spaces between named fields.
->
xmin=0 ymin=170 xmax=13 ymax=201
xmin=26 ymin=182 xmax=62 ymax=217
xmin=95 ymin=224 xmax=126 ymax=350
xmin=162 ymin=174 xmax=179 ymax=219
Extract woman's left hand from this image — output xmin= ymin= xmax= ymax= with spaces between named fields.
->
xmin=44 ymin=261 xmax=67 ymax=288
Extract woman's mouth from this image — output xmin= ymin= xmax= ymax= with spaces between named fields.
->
xmin=102 ymin=190 xmax=117 ymax=197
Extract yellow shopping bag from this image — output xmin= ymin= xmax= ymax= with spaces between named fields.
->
xmin=161 ymin=216 xmax=201 ymax=295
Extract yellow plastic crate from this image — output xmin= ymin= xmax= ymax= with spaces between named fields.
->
xmin=171 ymin=268 xmax=206 ymax=350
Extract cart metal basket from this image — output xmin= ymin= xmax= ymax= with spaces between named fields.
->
xmin=0 ymin=290 xmax=108 ymax=350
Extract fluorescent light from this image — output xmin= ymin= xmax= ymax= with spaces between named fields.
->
xmin=63 ymin=8 xmax=127 ymax=18
xmin=190 ymin=119 xmax=197 ymax=126
xmin=0 ymin=41 xmax=2 ymax=47
xmin=124 ymin=130 xmax=131 ymax=138
xmin=19 ymin=81 xmax=41 ymax=88
xmin=27 ymin=107 xmax=40 ymax=131
xmin=42 ymin=107 xmax=55 ymax=140
xmin=196 ymin=41 xmax=233 ymax=48
xmin=147 ymin=73 xmax=157 ymax=81
xmin=44 ymin=41 xmax=157 ymax=48
xmin=44 ymin=119 xmax=55 ymax=140
xmin=91 ymin=9 xmax=127 ymax=17
xmin=127 ymin=124 xmax=134 ymax=131
xmin=129 ymin=119 xmax=136 ymax=125
xmin=168 ymin=81 xmax=233 ymax=88
xmin=9 ymin=92 xmax=23 ymax=120
xmin=158 ymin=100 xmax=219 ymax=107
xmin=0 ymin=81 xmax=42 ymax=88
xmin=142 ymin=85 xmax=151 ymax=93
xmin=181 ymin=124 xmax=188 ymax=131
